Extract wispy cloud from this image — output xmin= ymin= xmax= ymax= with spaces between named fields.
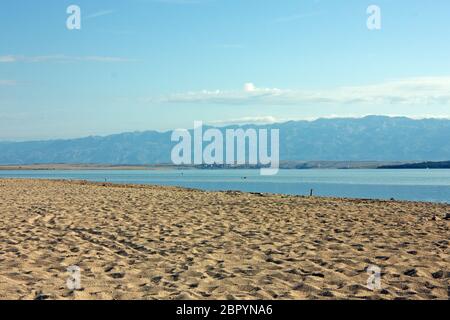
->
xmin=210 ymin=114 xmax=450 ymax=126
xmin=157 ymin=78 xmax=450 ymax=106
xmin=85 ymin=10 xmax=115 ymax=20
xmin=209 ymin=116 xmax=281 ymax=125
xmin=0 ymin=56 xmax=17 ymax=63
xmin=0 ymin=80 xmax=17 ymax=86
xmin=0 ymin=55 xmax=134 ymax=63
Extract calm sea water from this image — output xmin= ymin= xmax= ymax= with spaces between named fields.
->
xmin=1 ymin=169 xmax=450 ymax=203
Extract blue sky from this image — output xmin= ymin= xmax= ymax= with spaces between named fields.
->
xmin=1 ymin=0 xmax=450 ymax=140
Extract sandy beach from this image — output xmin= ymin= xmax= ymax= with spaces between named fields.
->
xmin=0 ymin=178 xmax=448 ymax=300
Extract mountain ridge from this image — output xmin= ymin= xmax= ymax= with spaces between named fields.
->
xmin=1 ymin=115 xmax=450 ymax=165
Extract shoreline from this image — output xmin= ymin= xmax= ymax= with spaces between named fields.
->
xmin=0 ymin=176 xmax=449 ymax=205
xmin=0 ymin=176 xmax=448 ymax=206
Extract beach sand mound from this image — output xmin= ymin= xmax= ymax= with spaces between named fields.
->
xmin=0 ymin=179 xmax=448 ymax=300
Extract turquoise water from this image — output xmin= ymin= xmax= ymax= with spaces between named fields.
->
xmin=1 ymin=169 xmax=450 ymax=203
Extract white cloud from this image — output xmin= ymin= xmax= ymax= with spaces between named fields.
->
xmin=158 ymin=77 xmax=450 ymax=106
xmin=209 ymin=114 xmax=450 ymax=126
xmin=209 ymin=116 xmax=281 ymax=125
xmin=244 ymin=83 xmax=256 ymax=92
xmin=0 ymin=55 xmax=133 ymax=63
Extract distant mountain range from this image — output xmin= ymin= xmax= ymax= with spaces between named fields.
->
xmin=1 ymin=116 xmax=450 ymax=165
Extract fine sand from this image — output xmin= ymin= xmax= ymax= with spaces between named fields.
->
xmin=0 ymin=179 xmax=448 ymax=300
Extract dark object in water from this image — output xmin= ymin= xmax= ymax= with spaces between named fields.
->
xmin=310 ymin=189 xmax=314 ymax=197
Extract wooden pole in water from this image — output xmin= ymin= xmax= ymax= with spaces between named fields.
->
xmin=310 ymin=189 xmax=313 ymax=197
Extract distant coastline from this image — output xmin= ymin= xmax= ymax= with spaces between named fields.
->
xmin=1 ymin=160 xmax=448 ymax=171
xmin=0 ymin=164 xmax=178 ymax=171
xmin=378 ymin=160 xmax=450 ymax=169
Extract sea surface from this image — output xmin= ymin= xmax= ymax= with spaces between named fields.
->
xmin=1 ymin=169 xmax=450 ymax=203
